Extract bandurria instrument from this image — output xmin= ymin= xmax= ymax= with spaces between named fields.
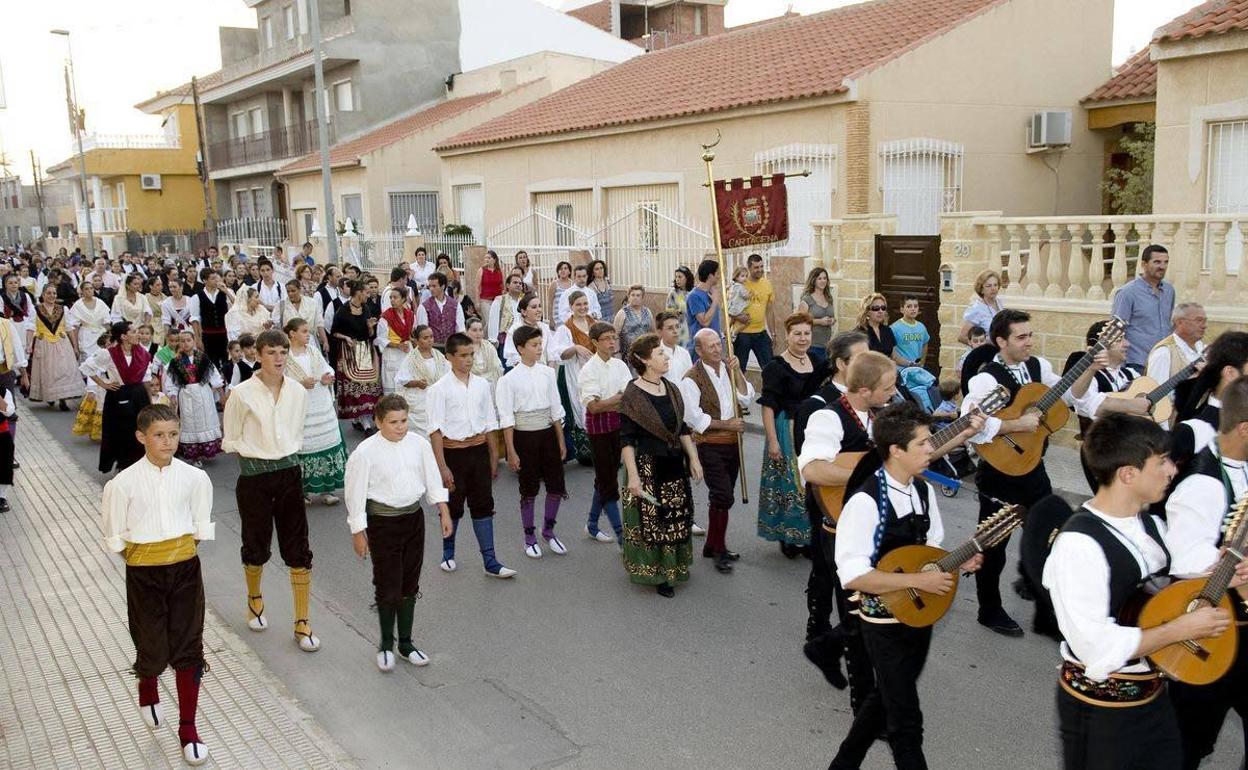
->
xmin=977 ymin=317 xmax=1126 ymax=476
xmin=814 ymin=385 xmax=1010 ymax=528
xmin=875 ymin=503 xmax=1024 ymax=627
xmin=1105 ymin=354 xmax=1204 ymax=425
xmin=1128 ymin=496 xmax=1248 ymax=685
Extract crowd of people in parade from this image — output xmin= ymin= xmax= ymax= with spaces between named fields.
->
xmin=1 ymin=233 xmax=1242 ymax=768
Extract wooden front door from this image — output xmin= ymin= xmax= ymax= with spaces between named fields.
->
xmin=874 ymin=234 xmax=941 ymax=372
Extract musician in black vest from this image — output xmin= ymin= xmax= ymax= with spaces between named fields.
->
xmin=1042 ymin=414 xmax=1232 ymax=769
xmin=827 ymin=402 xmax=982 ymax=770
xmin=798 ymin=345 xmax=891 ymax=703
xmin=1073 ymin=320 xmax=1153 ymax=491
xmin=963 ymin=309 xmax=1101 ymax=637
xmin=1164 ymin=376 xmax=1248 ymax=769
xmin=1171 ymin=331 xmax=1248 ymax=470
xmin=191 ymin=269 xmax=231 ymax=371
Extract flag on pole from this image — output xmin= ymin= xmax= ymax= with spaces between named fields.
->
xmin=712 ymin=173 xmax=790 ymax=249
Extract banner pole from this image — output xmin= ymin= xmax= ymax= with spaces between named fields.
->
xmin=701 ymin=134 xmax=749 ymax=505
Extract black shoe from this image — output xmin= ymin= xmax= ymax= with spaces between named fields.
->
xmin=352 ymin=421 xmax=365 ymax=432
xmin=978 ymin=610 xmax=1025 ymax=638
xmin=11 ymin=460 xmax=18 ymax=470
xmin=58 ymin=400 xmax=69 ymax=412
xmin=721 ymin=549 xmax=740 ymax=561
xmin=1012 ymin=576 xmax=1035 ymax=602
xmin=800 ymin=545 xmax=813 ymax=560
xmin=0 ymin=498 xmax=9 ymax=513
xmin=714 ymin=554 xmax=734 ymax=574
xmin=802 ymin=635 xmax=847 ymax=690
xmin=656 ymin=583 xmax=675 ymax=598
xmin=779 ymin=542 xmax=801 ymax=559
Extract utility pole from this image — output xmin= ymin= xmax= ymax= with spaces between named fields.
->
xmin=52 ymin=30 xmax=94 ymax=259
xmin=308 ymin=0 xmax=338 ymax=263
xmin=30 ymin=151 xmax=47 ymax=238
xmin=190 ymin=77 xmax=215 ymax=242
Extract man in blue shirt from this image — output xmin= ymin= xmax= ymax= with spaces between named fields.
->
xmin=1111 ymin=245 xmax=1175 ymax=368
xmin=686 ymin=258 xmax=722 ymax=359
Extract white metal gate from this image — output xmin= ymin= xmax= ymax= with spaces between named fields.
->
xmin=584 ymin=203 xmax=711 ymax=291
xmin=488 ymin=208 xmax=593 ymax=314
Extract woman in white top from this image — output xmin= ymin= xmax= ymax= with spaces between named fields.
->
xmin=110 ymin=273 xmax=152 ymax=327
xmin=394 ymin=325 xmax=450 ymax=437
xmin=226 ymin=286 xmax=273 ymax=341
xmin=502 ymin=293 xmax=550 ymax=369
xmin=958 ymin=269 xmax=1005 ymax=345
xmin=67 ymin=279 xmax=111 ymax=361
xmin=467 ymin=317 xmax=503 ymax=386
xmin=549 ymin=289 xmax=595 ymax=464
xmin=284 ymin=317 xmax=346 ymax=505
xmin=145 ymin=276 xmax=169 ymax=346
xmin=375 ymin=287 xmax=416 ymax=395
xmin=547 ymin=261 xmax=573 ymax=331
xmin=514 ymin=250 xmax=535 ymax=291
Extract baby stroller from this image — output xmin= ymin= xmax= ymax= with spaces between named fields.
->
xmin=896 ymin=366 xmax=975 ymax=498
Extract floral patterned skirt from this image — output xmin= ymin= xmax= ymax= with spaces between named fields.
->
xmin=299 ymin=441 xmax=347 ymax=494
xmin=72 ymin=392 xmax=103 ymax=442
xmin=335 ymin=341 xmax=382 ymax=419
xmin=757 ymin=413 xmax=810 ymax=546
xmin=556 ymin=367 xmax=592 ymax=464
xmin=622 ymin=451 xmax=693 ymax=586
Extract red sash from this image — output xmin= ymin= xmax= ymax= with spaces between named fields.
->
xmin=381 ymin=307 xmax=414 ymax=343
xmin=109 ymin=344 xmax=152 ymax=385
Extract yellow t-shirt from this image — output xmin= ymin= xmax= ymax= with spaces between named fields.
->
xmin=742 ymin=277 xmax=773 ymax=334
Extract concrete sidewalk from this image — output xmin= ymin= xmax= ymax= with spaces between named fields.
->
xmin=0 ymin=405 xmax=353 ymax=770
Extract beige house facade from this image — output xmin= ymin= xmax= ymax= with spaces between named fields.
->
xmin=437 ymin=0 xmax=1115 ymax=297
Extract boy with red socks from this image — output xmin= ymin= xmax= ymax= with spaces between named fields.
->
xmin=101 ymin=403 xmax=214 ymax=765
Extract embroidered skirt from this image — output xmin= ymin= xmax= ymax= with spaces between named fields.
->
xmin=757 ymin=413 xmax=809 ymax=545
xmin=72 ymin=392 xmax=103 ymax=441
xmin=175 ymin=382 xmax=222 ymax=461
xmin=622 ymin=450 xmax=693 ymax=586
xmin=30 ymin=336 xmax=85 ymax=402
xmin=335 ymin=340 xmax=382 ymax=419
xmin=298 ymin=441 xmax=347 ymax=495
xmin=556 ymin=366 xmax=592 ymax=464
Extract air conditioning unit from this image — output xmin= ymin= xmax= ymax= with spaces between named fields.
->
xmin=140 ymin=173 xmax=162 ymax=191
xmin=1028 ymin=111 xmax=1072 ymax=149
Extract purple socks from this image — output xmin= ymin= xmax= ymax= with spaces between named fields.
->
xmin=542 ymin=493 xmax=561 ymax=540
xmin=520 ymin=496 xmax=537 ymax=546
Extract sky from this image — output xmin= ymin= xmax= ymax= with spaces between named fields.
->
xmin=0 ymin=0 xmax=1209 ymax=184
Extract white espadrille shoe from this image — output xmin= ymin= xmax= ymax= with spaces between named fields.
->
xmin=247 ymin=597 xmax=268 ymax=632
xmin=295 ymin=627 xmax=321 ymax=652
xmin=525 ymin=543 xmax=542 ymax=559
xmin=547 ymin=536 xmax=568 ymax=555
xmin=376 ymin=650 xmax=395 ymax=672
xmin=401 ymin=648 xmax=430 ymax=667
xmin=140 ymin=702 xmax=163 ymax=729
xmin=439 ymin=558 xmax=457 ymax=573
xmin=584 ymin=525 xmax=614 ymax=543
xmin=182 ymin=741 xmax=209 ymax=766
xmin=484 ymin=564 xmax=517 ymax=579
xmin=691 ymin=523 xmax=707 ymax=537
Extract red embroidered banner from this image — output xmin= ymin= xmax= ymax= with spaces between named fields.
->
xmin=713 ymin=174 xmax=789 ymax=249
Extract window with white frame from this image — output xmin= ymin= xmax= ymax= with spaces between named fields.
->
xmin=755 ymin=143 xmax=836 ymax=256
xmin=389 ymin=191 xmax=438 ymax=235
xmin=1207 ymin=120 xmax=1248 ymax=271
xmin=453 ymin=184 xmax=484 ymax=240
xmin=333 ymin=80 xmax=354 ymax=112
xmin=262 ymin=17 xmax=275 ymax=49
xmin=342 ymin=194 xmax=364 ymax=231
xmin=283 ymin=6 xmax=296 ymax=39
xmin=232 ymin=112 xmax=248 ymax=140
xmin=878 ymin=138 xmax=964 ymax=236
xmin=248 ymin=107 xmax=264 ymax=136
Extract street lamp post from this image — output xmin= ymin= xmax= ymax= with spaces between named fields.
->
xmin=51 ymin=28 xmax=94 ymax=259
xmin=307 ymin=0 xmax=338 ymax=264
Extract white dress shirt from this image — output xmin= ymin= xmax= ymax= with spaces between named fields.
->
xmin=0 ymin=317 xmax=29 ymax=370
xmin=415 ymin=295 xmax=466 ymax=333
xmin=272 ymin=295 xmax=323 ymax=331
xmin=344 ymin=432 xmax=449 ymax=534
xmin=555 ymin=285 xmax=602 ymax=324
xmin=678 ymin=360 xmax=755 ymax=434
xmin=962 ymin=355 xmax=1089 ymax=444
xmin=187 ymin=289 xmax=229 ymax=328
xmin=1145 ymin=337 xmax=1205 ymax=385
xmin=487 ymin=293 xmax=523 ymax=342
xmin=1165 ymin=450 xmax=1247 ymax=577
xmin=221 ymin=375 xmax=307 ymax=458
xmin=798 ymin=403 xmax=873 ymax=476
xmin=1178 ymin=395 xmax=1220 ymax=457
xmin=661 ymin=341 xmax=693 ymax=383
xmin=1042 ymin=505 xmax=1168 ymax=681
xmin=409 ymin=260 xmax=436 ymax=294
xmin=578 ymin=353 xmax=631 ymax=406
xmin=1077 ymin=365 xmax=1136 ymax=419
xmin=495 ymin=360 xmax=564 ymax=429
xmin=835 ymin=470 xmax=943 ymax=588
xmin=100 ymin=456 xmax=214 ymax=552
xmin=256 ymin=279 xmax=285 ymax=310
xmin=426 ymin=372 xmax=499 ymax=439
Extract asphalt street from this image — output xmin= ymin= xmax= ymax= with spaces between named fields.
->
xmin=30 ymin=402 xmax=1243 ymax=769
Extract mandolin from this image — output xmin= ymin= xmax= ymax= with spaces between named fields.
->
xmin=977 ymin=318 xmax=1126 ymax=476
xmin=875 ymin=504 xmax=1024 ymax=627
xmin=813 ymin=385 xmax=1010 ymax=529
xmin=1105 ymin=354 xmax=1204 ymax=425
xmin=1129 ymin=496 xmax=1248 ymax=685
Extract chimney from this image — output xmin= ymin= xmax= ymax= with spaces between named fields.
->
xmin=499 ymin=69 xmax=517 ymax=93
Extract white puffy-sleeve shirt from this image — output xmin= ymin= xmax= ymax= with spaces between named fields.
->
xmin=1164 ymin=455 xmax=1247 ymax=577
xmin=962 ymin=356 xmax=1090 ymax=444
xmin=494 ymin=361 xmax=564 ymax=430
xmin=344 ymin=432 xmax=448 ymax=534
xmin=835 ymin=473 xmax=942 ymax=588
xmin=100 ymin=457 xmax=214 ymax=552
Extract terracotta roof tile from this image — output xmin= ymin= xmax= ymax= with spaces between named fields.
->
xmin=1081 ymin=48 xmax=1157 ymax=104
xmin=278 ymin=91 xmax=502 ymax=175
xmin=566 ymin=1 xmax=613 ymax=33
xmin=437 ymin=0 xmax=1006 ymax=151
xmin=1155 ymin=0 xmax=1248 ymax=43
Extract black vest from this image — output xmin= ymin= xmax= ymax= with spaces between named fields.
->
xmin=1092 ymin=364 xmax=1141 ymax=395
xmin=223 ymin=359 xmax=257 ymax=385
xmin=982 ymin=357 xmax=1043 ymax=401
xmin=1061 ymin=509 xmax=1169 ymax=618
xmin=978 ymin=357 xmax=1051 ymax=490
xmin=828 ymin=399 xmax=873 ymax=453
xmin=1176 ymin=447 xmax=1236 ymax=520
xmin=855 ymin=475 xmax=932 ymax=567
xmin=196 ymin=289 xmax=228 ymax=329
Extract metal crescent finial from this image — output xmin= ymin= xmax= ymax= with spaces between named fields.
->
xmin=701 ymin=130 xmax=722 ymax=162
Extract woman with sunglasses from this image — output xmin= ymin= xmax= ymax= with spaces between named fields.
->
xmin=855 ymin=293 xmax=896 ymax=360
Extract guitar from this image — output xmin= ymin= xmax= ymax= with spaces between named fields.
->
xmin=875 ymin=504 xmax=1025 ymax=627
xmin=1105 ymin=355 xmax=1205 ymax=425
xmin=1129 ymin=496 xmax=1248 ymax=685
xmin=813 ymin=385 xmax=1010 ymax=528
xmin=976 ymin=317 xmax=1126 ymax=476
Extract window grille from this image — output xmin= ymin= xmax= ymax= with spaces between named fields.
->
xmin=755 ymin=143 xmax=836 ymax=256
xmin=878 ymin=138 xmax=964 ymax=235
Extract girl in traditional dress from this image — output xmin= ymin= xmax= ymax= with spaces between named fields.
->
xmin=331 ymin=280 xmax=383 ymax=433
xmin=502 ymin=292 xmax=550 ymax=369
xmin=162 ymin=330 xmax=224 ymax=464
xmin=30 ymin=284 xmax=84 ymax=410
xmin=161 ymin=279 xmax=196 ymax=344
xmin=758 ymin=312 xmax=830 ymax=557
xmin=110 ymin=273 xmax=152 ymax=327
xmin=467 ymin=317 xmax=503 ymax=386
xmin=72 ymin=332 xmax=108 ymax=442
xmin=226 ymin=285 xmax=272 ymax=341
xmin=285 ymin=317 xmax=346 ymax=505
xmin=547 ymin=261 xmax=573 ymax=331
xmin=613 ymin=284 xmax=655 ymax=366
xmin=549 ymin=290 xmax=594 ymax=464
xmin=375 ymin=287 xmax=414 ymax=394
xmin=395 ymin=325 xmax=449 ymax=437
xmin=83 ymin=321 xmax=153 ymax=473
xmin=67 ymin=278 xmax=111 ymax=361
xmin=145 ymin=276 xmax=169 ymax=346
xmin=664 ymin=266 xmax=695 ymax=349
xmin=619 ymin=333 xmax=703 ymax=597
